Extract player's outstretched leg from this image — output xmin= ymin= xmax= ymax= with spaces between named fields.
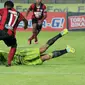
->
xmin=26 ymin=45 xmax=75 ymax=65
xmin=46 ymin=29 xmax=68 ymax=48
xmin=40 ymin=29 xmax=68 ymax=54
xmin=40 ymin=45 xmax=75 ymax=62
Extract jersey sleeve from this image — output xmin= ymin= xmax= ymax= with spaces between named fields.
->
xmin=19 ymin=13 xmax=25 ymax=21
xmin=0 ymin=8 xmax=8 ymax=26
xmin=0 ymin=8 xmax=4 ymax=16
xmin=28 ymin=4 xmax=35 ymax=11
xmin=43 ymin=5 xmax=47 ymax=16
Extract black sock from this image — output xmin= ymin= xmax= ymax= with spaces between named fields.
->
xmin=46 ymin=33 xmax=62 ymax=48
xmin=52 ymin=49 xmax=67 ymax=58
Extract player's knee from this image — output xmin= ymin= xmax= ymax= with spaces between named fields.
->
xmin=40 ymin=47 xmax=46 ymax=54
xmin=11 ymin=44 xmax=17 ymax=48
xmin=40 ymin=45 xmax=48 ymax=54
xmin=41 ymin=55 xmax=51 ymax=61
xmin=33 ymin=29 xmax=37 ymax=33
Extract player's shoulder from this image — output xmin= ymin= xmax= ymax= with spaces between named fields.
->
xmin=11 ymin=8 xmax=16 ymax=11
xmin=13 ymin=8 xmax=19 ymax=13
xmin=0 ymin=8 xmax=7 ymax=15
xmin=42 ymin=3 xmax=46 ymax=9
xmin=30 ymin=3 xmax=35 ymax=8
xmin=0 ymin=8 xmax=7 ymax=11
xmin=8 ymin=8 xmax=20 ymax=16
xmin=11 ymin=8 xmax=19 ymax=13
xmin=0 ymin=8 xmax=9 ymax=13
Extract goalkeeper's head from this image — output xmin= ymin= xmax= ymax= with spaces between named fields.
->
xmin=4 ymin=1 xmax=14 ymax=8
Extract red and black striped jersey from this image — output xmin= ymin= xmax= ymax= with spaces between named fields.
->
xmin=28 ymin=3 xmax=47 ymax=20
xmin=0 ymin=8 xmax=24 ymax=36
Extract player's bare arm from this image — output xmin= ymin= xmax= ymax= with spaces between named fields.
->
xmin=22 ymin=18 xmax=28 ymax=29
xmin=25 ymin=4 xmax=33 ymax=17
xmin=25 ymin=8 xmax=30 ymax=18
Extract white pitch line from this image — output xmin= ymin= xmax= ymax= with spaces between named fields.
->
xmin=0 ymin=72 xmax=84 ymax=75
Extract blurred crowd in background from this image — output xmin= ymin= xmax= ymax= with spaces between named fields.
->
xmin=0 ymin=0 xmax=85 ymax=4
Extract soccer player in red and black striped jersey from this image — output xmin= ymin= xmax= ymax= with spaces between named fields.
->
xmin=26 ymin=0 xmax=47 ymax=44
xmin=0 ymin=1 xmax=28 ymax=66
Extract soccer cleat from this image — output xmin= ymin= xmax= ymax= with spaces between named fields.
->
xmin=6 ymin=64 xmax=11 ymax=67
xmin=60 ymin=29 xmax=68 ymax=36
xmin=28 ymin=39 xmax=32 ymax=45
xmin=66 ymin=45 xmax=75 ymax=53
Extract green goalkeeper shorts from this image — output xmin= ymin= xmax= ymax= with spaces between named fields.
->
xmin=14 ymin=48 xmax=41 ymax=65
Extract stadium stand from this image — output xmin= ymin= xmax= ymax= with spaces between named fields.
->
xmin=0 ymin=0 xmax=85 ymax=3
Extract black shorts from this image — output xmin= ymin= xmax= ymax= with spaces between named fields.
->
xmin=32 ymin=18 xmax=42 ymax=33
xmin=0 ymin=30 xmax=17 ymax=47
xmin=3 ymin=36 xmax=17 ymax=47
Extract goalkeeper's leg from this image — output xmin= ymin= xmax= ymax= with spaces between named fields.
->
xmin=40 ymin=45 xmax=75 ymax=62
xmin=40 ymin=29 xmax=68 ymax=54
xmin=26 ymin=45 xmax=75 ymax=65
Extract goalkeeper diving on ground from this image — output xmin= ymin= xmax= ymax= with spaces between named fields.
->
xmin=0 ymin=29 xmax=75 ymax=66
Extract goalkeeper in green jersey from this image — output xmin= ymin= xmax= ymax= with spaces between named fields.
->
xmin=0 ymin=29 xmax=75 ymax=66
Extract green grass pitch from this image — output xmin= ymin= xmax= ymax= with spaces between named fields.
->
xmin=0 ymin=31 xmax=85 ymax=85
